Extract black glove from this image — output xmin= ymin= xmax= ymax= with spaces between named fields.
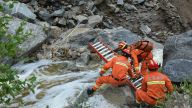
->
xmin=100 ymin=73 xmax=103 ymax=76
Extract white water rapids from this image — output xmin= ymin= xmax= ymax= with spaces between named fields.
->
xmin=12 ymin=60 xmax=120 ymax=108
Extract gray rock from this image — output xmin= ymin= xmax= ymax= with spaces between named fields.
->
xmin=93 ymin=0 xmax=104 ymax=5
xmin=164 ymin=59 xmax=192 ymax=82
xmin=7 ymin=17 xmax=48 ymax=56
xmin=124 ymin=3 xmax=137 ymax=12
xmin=30 ymin=0 xmax=38 ymax=6
xmin=145 ymin=1 xmax=157 ymax=7
xmin=88 ymin=15 xmax=103 ymax=28
xmin=107 ymin=4 xmax=120 ymax=13
xmin=51 ymin=8 xmax=65 ymax=17
xmin=79 ymin=47 xmax=86 ymax=53
xmin=79 ymin=51 xmax=90 ymax=65
xmin=49 ymin=26 xmax=63 ymax=38
xmin=38 ymin=0 xmax=46 ymax=5
xmin=69 ymin=50 xmax=78 ymax=59
xmin=103 ymin=21 xmax=113 ymax=29
xmin=66 ymin=5 xmax=72 ymax=9
xmin=132 ymin=0 xmax=145 ymax=4
xmin=98 ymin=28 xmax=142 ymax=49
xmin=75 ymin=15 xmax=88 ymax=23
xmin=67 ymin=20 xmax=76 ymax=28
xmin=164 ymin=30 xmax=192 ymax=61
xmin=38 ymin=9 xmax=51 ymax=21
xmin=163 ymin=30 xmax=192 ymax=82
xmin=70 ymin=0 xmax=87 ymax=6
xmin=36 ymin=21 xmax=50 ymax=28
xmin=52 ymin=17 xmax=59 ymax=25
xmin=64 ymin=10 xmax=75 ymax=19
xmin=11 ymin=3 xmax=36 ymax=20
xmin=61 ymin=28 xmax=93 ymax=46
xmin=31 ymin=1 xmax=39 ymax=13
xmin=78 ymin=1 xmax=86 ymax=5
xmin=58 ymin=18 xmax=67 ymax=26
xmin=82 ymin=86 xmax=135 ymax=108
xmin=71 ymin=6 xmax=81 ymax=15
xmin=86 ymin=1 xmax=95 ymax=12
xmin=117 ymin=0 xmax=124 ymax=5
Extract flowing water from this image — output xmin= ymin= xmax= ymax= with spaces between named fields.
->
xmin=12 ymin=60 xmax=125 ymax=108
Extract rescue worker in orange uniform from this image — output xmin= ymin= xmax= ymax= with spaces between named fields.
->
xmin=135 ymin=59 xmax=174 ymax=105
xmin=118 ymin=41 xmax=153 ymax=76
xmin=87 ymin=50 xmax=135 ymax=96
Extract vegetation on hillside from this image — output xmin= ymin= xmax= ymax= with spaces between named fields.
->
xmin=0 ymin=1 xmax=36 ymax=104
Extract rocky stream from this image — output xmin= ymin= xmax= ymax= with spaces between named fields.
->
xmin=0 ymin=0 xmax=192 ymax=108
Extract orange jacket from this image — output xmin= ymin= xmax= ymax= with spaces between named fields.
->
xmin=130 ymin=49 xmax=153 ymax=74
xmin=101 ymin=55 xmax=134 ymax=79
xmin=141 ymin=71 xmax=174 ymax=99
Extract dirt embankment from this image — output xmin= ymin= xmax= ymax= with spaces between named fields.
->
xmin=169 ymin=0 xmax=192 ymax=30
xmin=95 ymin=0 xmax=192 ymax=43
xmin=19 ymin=0 xmax=192 ymax=44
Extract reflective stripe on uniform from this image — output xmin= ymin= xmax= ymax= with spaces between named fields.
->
xmin=115 ymin=62 xmax=128 ymax=69
xmin=135 ymin=67 xmax=139 ymax=70
xmin=121 ymin=44 xmax=126 ymax=49
xmin=147 ymin=81 xmax=165 ymax=85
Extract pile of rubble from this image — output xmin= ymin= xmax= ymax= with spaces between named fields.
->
xmin=2 ymin=0 xmax=191 ymax=44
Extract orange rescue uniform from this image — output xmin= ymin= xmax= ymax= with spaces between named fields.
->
xmin=135 ymin=71 xmax=174 ymax=105
xmin=93 ymin=55 xmax=134 ymax=91
xmin=130 ymin=49 xmax=153 ymax=76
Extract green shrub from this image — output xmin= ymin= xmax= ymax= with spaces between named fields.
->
xmin=175 ymin=81 xmax=192 ymax=96
xmin=0 ymin=0 xmax=36 ymax=104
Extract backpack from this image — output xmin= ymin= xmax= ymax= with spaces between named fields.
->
xmin=133 ymin=40 xmax=153 ymax=52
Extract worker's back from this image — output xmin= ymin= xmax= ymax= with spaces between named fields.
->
xmin=105 ymin=55 xmax=131 ymax=79
xmin=142 ymin=71 xmax=173 ymax=99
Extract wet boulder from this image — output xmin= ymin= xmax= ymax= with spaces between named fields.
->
xmin=88 ymin=15 xmax=103 ymax=28
xmin=163 ymin=30 xmax=192 ymax=82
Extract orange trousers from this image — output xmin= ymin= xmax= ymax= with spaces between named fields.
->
xmin=135 ymin=89 xmax=157 ymax=105
xmin=93 ymin=75 xmax=128 ymax=91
